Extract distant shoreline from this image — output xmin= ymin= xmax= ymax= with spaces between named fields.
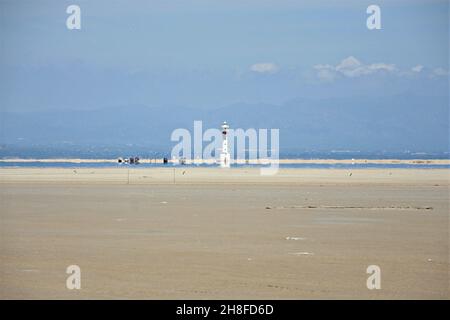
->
xmin=0 ymin=158 xmax=449 ymax=165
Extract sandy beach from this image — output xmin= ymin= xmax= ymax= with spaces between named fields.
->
xmin=0 ymin=167 xmax=448 ymax=299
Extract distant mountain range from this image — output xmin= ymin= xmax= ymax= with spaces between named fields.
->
xmin=1 ymin=94 xmax=448 ymax=158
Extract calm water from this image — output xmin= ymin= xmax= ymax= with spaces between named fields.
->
xmin=0 ymin=162 xmax=448 ymax=169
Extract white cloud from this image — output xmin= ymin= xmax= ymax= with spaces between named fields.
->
xmin=314 ymin=67 xmax=336 ymax=82
xmin=335 ymin=56 xmax=363 ymax=77
xmin=250 ymin=62 xmax=279 ymax=74
xmin=432 ymin=67 xmax=449 ymax=77
xmin=314 ymin=56 xmax=396 ymax=80
xmin=411 ymin=65 xmax=424 ymax=73
xmin=315 ymin=57 xmax=450 ymax=81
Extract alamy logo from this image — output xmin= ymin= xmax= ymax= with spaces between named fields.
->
xmin=171 ymin=121 xmax=279 ymax=175
xmin=66 ymin=5 xmax=81 ymax=30
xmin=366 ymin=5 xmax=381 ymax=30
xmin=66 ymin=265 xmax=81 ymax=290
xmin=366 ymin=265 xmax=381 ymax=290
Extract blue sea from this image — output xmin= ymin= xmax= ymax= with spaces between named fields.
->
xmin=0 ymin=161 xmax=448 ymax=169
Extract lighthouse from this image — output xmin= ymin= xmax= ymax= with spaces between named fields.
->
xmin=220 ymin=121 xmax=231 ymax=168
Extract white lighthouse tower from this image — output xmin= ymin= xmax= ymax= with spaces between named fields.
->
xmin=220 ymin=121 xmax=231 ymax=168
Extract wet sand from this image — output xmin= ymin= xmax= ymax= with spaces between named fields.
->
xmin=0 ymin=168 xmax=448 ymax=299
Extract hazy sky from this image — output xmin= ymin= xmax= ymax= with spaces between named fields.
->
xmin=0 ymin=0 xmax=448 ymax=153
xmin=0 ymin=0 xmax=448 ymax=111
